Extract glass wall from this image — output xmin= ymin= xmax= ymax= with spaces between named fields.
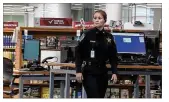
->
xmin=122 ymin=4 xmax=154 ymax=24
xmin=3 ymin=15 xmax=25 ymax=27
xmin=131 ymin=6 xmax=154 ymax=24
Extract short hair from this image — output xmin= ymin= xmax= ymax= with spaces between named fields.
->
xmin=93 ymin=10 xmax=107 ymax=22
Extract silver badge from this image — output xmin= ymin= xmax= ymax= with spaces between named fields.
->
xmin=107 ymin=37 xmax=111 ymax=43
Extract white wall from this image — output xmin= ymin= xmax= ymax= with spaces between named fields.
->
xmin=28 ymin=3 xmax=72 ymax=27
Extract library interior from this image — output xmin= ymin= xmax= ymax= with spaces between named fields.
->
xmin=3 ymin=3 xmax=162 ymax=99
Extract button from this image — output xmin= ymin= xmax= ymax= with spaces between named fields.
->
xmin=103 ymin=32 xmax=105 ymax=34
xmin=89 ymin=62 xmax=91 ymax=65
xmin=96 ymin=32 xmax=98 ymax=34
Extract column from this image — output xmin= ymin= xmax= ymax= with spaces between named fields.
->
xmin=83 ymin=3 xmax=94 ymax=21
xmin=44 ymin=3 xmax=71 ymax=18
xmin=28 ymin=3 xmax=72 ymax=27
xmin=105 ymin=3 xmax=122 ymax=24
xmin=152 ymin=8 xmax=162 ymax=30
xmin=28 ymin=4 xmax=44 ymax=27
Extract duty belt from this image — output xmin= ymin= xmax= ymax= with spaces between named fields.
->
xmin=82 ymin=60 xmax=105 ymax=67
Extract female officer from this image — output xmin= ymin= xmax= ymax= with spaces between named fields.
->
xmin=75 ymin=10 xmax=118 ymax=98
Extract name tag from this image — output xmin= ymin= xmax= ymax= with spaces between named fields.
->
xmin=90 ymin=50 xmax=95 ymax=58
xmin=90 ymin=40 xmax=96 ymax=43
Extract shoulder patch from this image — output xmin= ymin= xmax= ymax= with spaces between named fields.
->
xmin=79 ymin=33 xmax=85 ymax=42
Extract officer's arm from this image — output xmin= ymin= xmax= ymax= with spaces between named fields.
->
xmin=75 ymin=33 xmax=86 ymax=73
xmin=108 ymin=35 xmax=118 ymax=74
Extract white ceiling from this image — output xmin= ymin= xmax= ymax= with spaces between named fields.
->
xmin=3 ymin=3 xmax=162 ymax=13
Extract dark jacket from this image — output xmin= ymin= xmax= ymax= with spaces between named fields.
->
xmin=75 ymin=27 xmax=118 ymax=75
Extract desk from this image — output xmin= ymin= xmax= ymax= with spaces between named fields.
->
xmin=43 ymin=63 xmax=162 ymax=69
xmin=14 ymin=70 xmax=48 ymax=98
xmin=15 ymin=63 xmax=162 ymax=98
xmin=45 ymin=63 xmax=161 ymax=98
xmin=14 ymin=70 xmax=77 ymax=98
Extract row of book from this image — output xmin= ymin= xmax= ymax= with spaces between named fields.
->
xmin=3 ymin=35 xmax=78 ymax=50
xmin=22 ymin=86 xmax=81 ymax=98
xmin=3 ymin=35 xmax=78 ymax=49
xmin=21 ymin=86 xmax=160 ymax=98
xmin=23 ymin=87 xmax=61 ymax=98
xmin=40 ymin=36 xmax=79 ymax=50
xmin=3 ymin=51 xmax=15 ymax=62
xmin=105 ymin=88 xmax=129 ymax=98
xmin=105 ymin=88 xmax=161 ymax=98
xmin=3 ymin=35 xmax=16 ymax=48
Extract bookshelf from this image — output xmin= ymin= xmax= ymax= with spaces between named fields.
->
xmin=14 ymin=27 xmax=81 ymax=70
xmin=3 ymin=28 xmax=15 ymax=33
xmin=3 ymin=28 xmax=16 ymax=63
xmin=3 ymin=28 xmax=17 ymax=98
xmin=15 ymin=27 xmax=162 ymax=70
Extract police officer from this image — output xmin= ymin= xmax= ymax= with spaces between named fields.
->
xmin=75 ymin=10 xmax=118 ymax=98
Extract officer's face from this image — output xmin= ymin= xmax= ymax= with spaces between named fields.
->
xmin=93 ymin=13 xmax=105 ymax=28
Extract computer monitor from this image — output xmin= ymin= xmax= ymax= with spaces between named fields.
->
xmin=23 ymin=39 xmax=40 ymax=61
xmin=144 ymin=31 xmax=160 ymax=57
xmin=60 ymin=40 xmax=78 ymax=63
xmin=112 ymin=33 xmax=146 ymax=55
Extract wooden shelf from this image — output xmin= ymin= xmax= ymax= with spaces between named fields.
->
xmin=3 ymin=28 xmax=14 ymax=33
xmin=3 ymin=48 xmax=16 ymax=50
xmin=108 ymin=84 xmax=145 ymax=87
xmin=24 ymin=83 xmax=49 ymax=86
xmin=20 ymin=27 xmax=80 ymax=33
xmin=19 ymin=27 xmax=161 ymax=33
xmin=41 ymin=48 xmax=61 ymax=51
xmin=42 ymin=62 xmax=162 ymax=70
xmin=14 ymin=70 xmax=49 ymax=75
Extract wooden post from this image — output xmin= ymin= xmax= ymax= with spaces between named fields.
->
xmin=15 ymin=27 xmax=22 ymax=70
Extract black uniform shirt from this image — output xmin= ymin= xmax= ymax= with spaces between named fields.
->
xmin=75 ymin=27 xmax=118 ymax=75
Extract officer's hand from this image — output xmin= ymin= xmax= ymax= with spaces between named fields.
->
xmin=76 ymin=73 xmax=83 ymax=83
xmin=111 ymin=74 xmax=117 ymax=84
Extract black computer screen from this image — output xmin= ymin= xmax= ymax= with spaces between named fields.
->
xmin=112 ymin=33 xmax=146 ymax=55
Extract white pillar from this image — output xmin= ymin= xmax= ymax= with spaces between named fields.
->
xmin=44 ymin=3 xmax=71 ymax=18
xmin=105 ymin=3 xmax=122 ymax=24
xmin=152 ymin=8 xmax=162 ymax=30
xmin=28 ymin=3 xmax=71 ymax=27
xmin=28 ymin=4 xmax=44 ymax=27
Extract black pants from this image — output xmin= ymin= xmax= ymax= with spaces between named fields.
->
xmin=82 ymin=73 xmax=108 ymax=98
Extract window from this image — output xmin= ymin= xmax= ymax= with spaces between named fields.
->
xmin=3 ymin=15 xmax=25 ymax=27
xmin=122 ymin=5 xmax=154 ymax=24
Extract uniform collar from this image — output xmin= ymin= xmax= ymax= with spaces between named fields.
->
xmin=95 ymin=27 xmax=105 ymax=34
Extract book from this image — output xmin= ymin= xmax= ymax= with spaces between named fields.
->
xmin=53 ymin=88 xmax=61 ymax=98
xmin=41 ymin=87 xmax=61 ymax=98
xmin=3 ymin=35 xmax=16 ymax=48
xmin=23 ymin=87 xmax=31 ymax=98
xmin=30 ymin=87 xmax=41 ymax=98
xmin=111 ymin=88 xmax=120 ymax=98
xmin=121 ymin=89 xmax=129 ymax=98
xmin=46 ymin=36 xmax=57 ymax=48
xmin=3 ymin=51 xmax=15 ymax=62
xmin=40 ymin=38 xmax=46 ymax=49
